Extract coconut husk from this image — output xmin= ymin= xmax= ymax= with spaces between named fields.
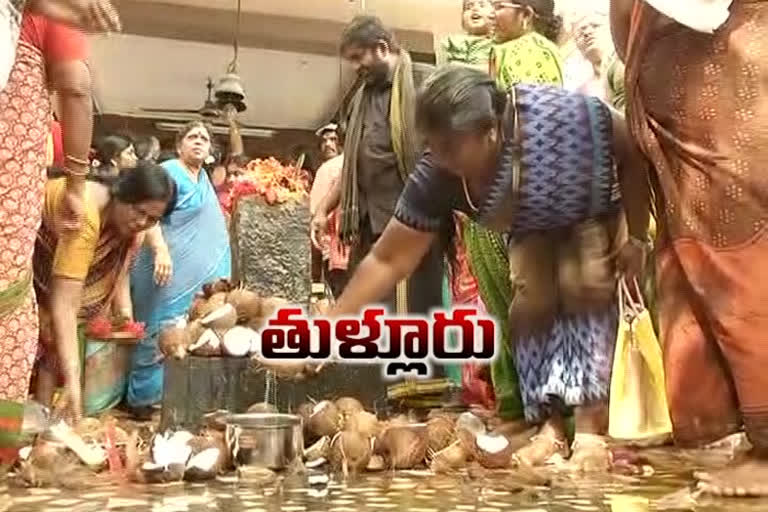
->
xmin=378 ymin=424 xmax=428 ymax=470
xmin=308 ymin=401 xmax=342 ymax=438
xmin=296 ymin=402 xmax=316 ymax=442
xmin=159 ymin=326 xmax=190 ymax=360
xmin=335 ymin=397 xmax=364 ymax=419
xmin=186 ymin=320 xmax=205 ymax=346
xmin=343 ymin=411 xmax=380 ymax=439
xmin=203 ymin=279 xmax=234 ymax=298
xmin=253 ymin=357 xmax=309 ymax=380
xmin=329 ymin=431 xmax=372 ymax=476
xmin=426 ymin=416 xmax=456 ymax=454
xmin=194 ymin=292 xmax=228 ymax=320
xmin=429 ymin=440 xmax=468 ymax=473
xmin=188 ymin=297 xmax=209 ymax=321
xmin=226 ymin=289 xmax=262 ymax=323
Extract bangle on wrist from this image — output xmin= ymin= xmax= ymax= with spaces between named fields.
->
xmin=64 ymin=165 xmax=88 ymax=178
xmin=65 ymin=154 xmax=90 ymax=167
xmin=628 ymin=236 xmax=651 ymax=252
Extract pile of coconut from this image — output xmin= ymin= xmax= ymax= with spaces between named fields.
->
xmin=158 ymin=279 xmax=319 ymax=379
xmin=296 ymin=397 xmax=521 ymax=476
xmin=128 ymin=428 xmax=231 ymax=484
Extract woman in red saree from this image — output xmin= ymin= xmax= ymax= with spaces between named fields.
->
xmin=613 ymin=0 xmax=768 ymax=497
xmin=0 ymin=10 xmax=92 ymax=465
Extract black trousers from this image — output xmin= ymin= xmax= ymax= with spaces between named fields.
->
xmin=349 ymin=221 xmax=444 ymax=316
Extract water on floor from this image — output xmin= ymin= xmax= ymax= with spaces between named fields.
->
xmin=4 ymin=446 xmax=768 ymax=512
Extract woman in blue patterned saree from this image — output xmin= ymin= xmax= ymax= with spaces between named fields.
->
xmin=125 ymin=121 xmax=231 ymax=417
xmin=326 ymin=65 xmax=650 ymax=471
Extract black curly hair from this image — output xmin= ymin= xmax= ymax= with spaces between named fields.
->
xmin=517 ymin=0 xmax=563 ymax=43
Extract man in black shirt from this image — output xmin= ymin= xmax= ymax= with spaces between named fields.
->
xmin=311 ymin=16 xmax=442 ymax=317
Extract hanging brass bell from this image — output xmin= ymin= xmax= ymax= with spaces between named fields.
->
xmin=214 ymin=73 xmax=247 ymax=112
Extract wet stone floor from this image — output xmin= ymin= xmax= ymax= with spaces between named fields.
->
xmin=4 ymin=447 xmax=768 ymax=512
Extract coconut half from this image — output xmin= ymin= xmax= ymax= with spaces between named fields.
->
xmin=222 ymin=326 xmax=257 ymax=357
xmin=201 ymin=303 xmax=238 ymax=331
xmin=308 ymin=401 xmax=342 ymax=438
xmin=186 ymin=320 xmax=205 ymax=348
xmin=184 ymin=448 xmax=221 ymax=481
xmin=304 ymin=436 xmax=330 ymax=462
xmin=329 ymin=431 xmax=372 ymax=475
xmin=456 ymin=412 xmax=486 ymax=437
xmin=151 ymin=432 xmax=193 ymax=469
xmin=189 ymin=329 xmax=222 ymax=357
xmin=474 ymin=433 xmax=513 ymax=469
xmin=366 ymin=454 xmax=386 ymax=472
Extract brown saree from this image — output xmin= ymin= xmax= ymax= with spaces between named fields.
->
xmin=624 ymin=0 xmax=768 ymax=448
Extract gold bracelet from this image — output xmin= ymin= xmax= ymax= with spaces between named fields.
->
xmin=64 ymin=165 xmax=89 ymax=177
xmin=65 ymin=154 xmax=90 ymax=167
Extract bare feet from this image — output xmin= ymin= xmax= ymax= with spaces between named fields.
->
xmin=568 ymin=434 xmax=612 ymax=473
xmin=695 ymin=455 xmax=768 ymax=497
xmin=512 ymin=433 xmax=569 ymax=467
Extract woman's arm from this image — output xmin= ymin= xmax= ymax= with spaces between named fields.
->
xmin=310 ymin=177 xmax=342 ymax=247
xmin=611 ymin=107 xmax=650 ymax=241
xmin=331 ymin=220 xmax=437 ymax=316
xmin=144 ymin=224 xmax=172 ymax=286
xmin=49 ymin=276 xmax=85 ymax=421
xmin=112 ymin=271 xmax=133 ymax=320
xmin=49 ymin=58 xmax=92 ymax=230
xmin=29 ymin=0 xmax=121 ymax=32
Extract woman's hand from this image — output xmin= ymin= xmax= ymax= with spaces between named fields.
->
xmin=616 ymin=238 xmax=648 ymax=283
xmin=31 ymin=0 xmax=122 ymax=33
xmin=153 ymin=244 xmax=173 ymax=287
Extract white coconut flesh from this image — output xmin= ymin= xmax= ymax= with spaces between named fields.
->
xmin=152 ymin=432 xmax=193 ymax=467
xmin=186 ymin=448 xmax=220 ymax=472
xmin=175 ymin=317 xmax=188 ymax=329
xmin=222 ymin=326 xmax=256 ymax=357
xmin=305 ymin=457 xmax=327 ymax=469
xmin=201 ymin=304 xmax=237 ymax=328
xmin=312 ymin=401 xmax=330 ymax=416
xmin=304 ymin=436 xmax=330 ymax=461
xmin=456 ymin=412 xmax=486 ymax=436
xmin=476 ymin=433 xmax=510 ymax=454
xmin=188 ymin=329 xmax=221 ymax=353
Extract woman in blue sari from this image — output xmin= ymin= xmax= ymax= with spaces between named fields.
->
xmin=126 ymin=121 xmax=231 ymax=417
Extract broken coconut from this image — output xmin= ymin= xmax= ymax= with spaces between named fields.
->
xmin=203 ymin=279 xmax=234 ymax=298
xmin=426 ymin=416 xmax=456 ymax=454
xmin=304 ymin=436 xmax=330 ymax=462
xmin=429 ymin=441 xmax=468 ymax=473
xmin=329 ymin=431 xmax=371 ymax=475
xmin=191 ymin=292 xmax=228 ymax=321
xmin=308 ymin=401 xmax=342 ymax=438
xmin=343 ymin=411 xmax=380 ymax=440
xmin=201 ymin=303 xmax=238 ymax=331
xmin=158 ymin=326 xmax=190 ymax=360
xmin=186 ymin=320 xmax=205 ymax=347
xmin=254 ymin=356 xmax=310 ymax=380
xmin=226 ymin=289 xmax=262 ymax=323
xmin=184 ymin=448 xmax=222 ymax=481
xmin=189 ymin=329 xmax=223 ymax=357
xmin=366 ymin=454 xmax=386 ymax=472
xmin=222 ymin=326 xmax=258 ymax=357
xmin=474 ymin=433 xmax=514 ymax=469
xmin=377 ymin=424 xmax=428 ymax=470
xmin=456 ymin=412 xmax=486 ymax=437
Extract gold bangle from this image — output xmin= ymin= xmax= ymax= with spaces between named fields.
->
xmin=65 ymin=155 xmax=90 ymax=166
xmin=64 ymin=165 xmax=89 ymax=177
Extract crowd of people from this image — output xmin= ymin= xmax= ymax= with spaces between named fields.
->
xmin=0 ymin=0 xmax=766 ymax=498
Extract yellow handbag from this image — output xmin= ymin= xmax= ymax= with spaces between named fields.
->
xmin=608 ymin=278 xmax=672 ymax=445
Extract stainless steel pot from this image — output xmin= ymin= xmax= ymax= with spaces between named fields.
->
xmin=224 ymin=413 xmax=303 ymax=470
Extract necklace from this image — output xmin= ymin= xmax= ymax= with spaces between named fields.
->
xmin=462 ymin=177 xmax=480 ymax=213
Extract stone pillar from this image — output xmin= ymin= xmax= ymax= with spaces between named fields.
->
xmin=230 ymin=195 xmax=311 ymax=303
